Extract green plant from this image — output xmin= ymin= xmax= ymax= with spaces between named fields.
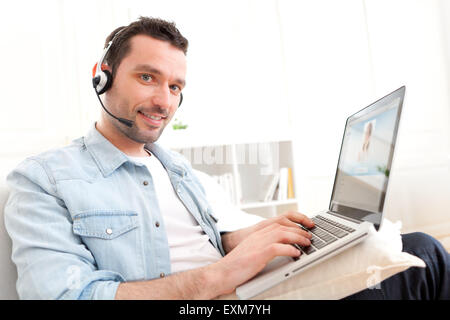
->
xmin=376 ymin=165 xmax=390 ymax=177
xmin=172 ymin=118 xmax=188 ymax=130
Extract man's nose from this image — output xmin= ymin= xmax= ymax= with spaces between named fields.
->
xmin=151 ymin=86 xmax=171 ymax=110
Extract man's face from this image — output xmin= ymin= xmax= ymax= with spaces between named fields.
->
xmin=104 ymin=35 xmax=186 ymax=144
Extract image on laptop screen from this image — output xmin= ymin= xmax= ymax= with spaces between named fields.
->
xmin=330 ymin=89 xmax=404 ymax=229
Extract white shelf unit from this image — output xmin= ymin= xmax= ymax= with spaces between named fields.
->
xmin=171 ymin=140 xmax=299 ymax=219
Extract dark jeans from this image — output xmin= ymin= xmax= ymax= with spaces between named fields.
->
xmin=344 ymin=232 xmax=450 ymax=300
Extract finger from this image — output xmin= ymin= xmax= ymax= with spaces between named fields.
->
xmin=285 ymin=211 xmax=315 ymax=228
xmin=275 ymin=215 xmax=304 ymax=229
xmin=267 ymin=226 xmax=312 ymax=247
xmin=278 ymin=225 xmax=312 ymax=239
xmin=250 ymin=223 xmax=284 ymax=240
xmin=254 ymin=225 xmax=311 ymax=250
xmin=274 ymin=216 xmax=313 ymax=238
xmin=298 ymin=228 xmax=313 ymax=239
xmin=266 ymin=243 xmax=302 ymax=260
xmin=257 ymin=222 xmax=282 ymax=235
xmin=280 ymin=226 xmax=312 ymax=244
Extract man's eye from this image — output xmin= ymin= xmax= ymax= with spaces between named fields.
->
xmin=170 ymin=85 xmax=180 ymax=92
xmin=141 ymin=74 xmax=152 ymax=82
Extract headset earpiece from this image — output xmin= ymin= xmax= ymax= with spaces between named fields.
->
xmin=92 ymin=64 xmax=113 ymax=95
xmin=97 ymin=69 xmax=113 ymax=95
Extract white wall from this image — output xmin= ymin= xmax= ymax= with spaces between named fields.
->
xmin=366 ymin=0 xmax=450 ymax=236
xmin=0 ymin=0 xmax=449 ymax=236
xmin=278 ymin=0 xmax=375 ymax=210
xmin=279 ymin=0 xmax=450 ymax=236
xmin=0 ymin=0 xmax=291 ymax=178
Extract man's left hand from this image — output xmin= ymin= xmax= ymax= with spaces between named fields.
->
xmin=221 ymin=211 xmax=315 ymax=254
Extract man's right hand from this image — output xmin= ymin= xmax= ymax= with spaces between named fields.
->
xmin=208 ymin=222 xmax=312 ymax=296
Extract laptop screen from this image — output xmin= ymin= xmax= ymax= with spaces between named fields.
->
xmin=329 ymin=87 xmax=405 ymax=230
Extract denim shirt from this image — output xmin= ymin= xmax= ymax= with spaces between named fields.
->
xmin=4 ymin=124 xmax=225 ymax=300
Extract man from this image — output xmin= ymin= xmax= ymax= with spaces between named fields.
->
xmin=4 ymin=17 xmax=449 ymax=300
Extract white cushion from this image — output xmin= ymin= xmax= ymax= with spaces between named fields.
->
xmin=0 ymin=181 xmax=19 ymax=299
xmin=227 ymin=219 xmax=426 ymax=300
xmin=194 ymin=170 xmax=426 ymax=300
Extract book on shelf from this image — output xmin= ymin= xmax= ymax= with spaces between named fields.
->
xmin=287 ymin=167 xmax=294 ymax=199
xmin=278 ymin=167 xmax=288 ymax=200
xmin=263 ymin=167 xmax=295 ymax=202
xmin=272 ymin=182 xmax=280 ymax=202
xmin=261 ymin=173 xmax=280 ymax=202
xmin=212 ymin=173 xmax=238 ymax=205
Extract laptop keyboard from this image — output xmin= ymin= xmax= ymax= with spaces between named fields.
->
xmin=293 ymin=215 xmax=356 ymax=259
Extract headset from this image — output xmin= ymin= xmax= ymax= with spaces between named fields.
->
xmin=92 ymin=28 xmax=183 ymax=128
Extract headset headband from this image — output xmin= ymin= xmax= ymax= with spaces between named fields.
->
xmin=95 ymin=28 xmax=125 ymax=79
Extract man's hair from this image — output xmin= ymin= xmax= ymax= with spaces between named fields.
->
xmin=104 ymin=16 xmax=188 ymax=78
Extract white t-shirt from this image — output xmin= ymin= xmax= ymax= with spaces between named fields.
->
xmin=128 ymin=153 xmax=223 ymax=274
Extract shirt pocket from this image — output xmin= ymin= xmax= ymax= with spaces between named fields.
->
xmin=72 ymin=211 xmax=143 ymax=279
xmin=73 ymin=211 xmax=138 ymax=239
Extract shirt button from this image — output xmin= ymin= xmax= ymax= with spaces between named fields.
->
xmin=143 ymin=181 xmax=149 ymax=186
xmin=160 ymin=272 xmax=165 ymax=278
xmin=155 ymin=221 xmax=160 ymax=228
xmin=106 ymin=228 xmax=113 ymax=235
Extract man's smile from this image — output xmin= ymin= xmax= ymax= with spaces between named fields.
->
xmin=138 ymin=110 xmax=167 ymax=127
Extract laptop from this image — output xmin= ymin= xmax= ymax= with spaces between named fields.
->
xmin=236 ymin=86 xmax=406 ymax=300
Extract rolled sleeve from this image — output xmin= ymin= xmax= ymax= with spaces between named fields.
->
xmin=60 ymin=271 xmax=124 ymax=300
xmin=4 ymin=158 xmax=124 ymax=300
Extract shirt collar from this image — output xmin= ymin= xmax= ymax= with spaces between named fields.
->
xmin=83 ymin=123 xmax=131 ymax=177
xmin=83 ymin=123 xmax=185 ymax=177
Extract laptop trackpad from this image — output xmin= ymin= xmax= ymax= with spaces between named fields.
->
xmin=257 ymin=256 xmax=293 ymax=277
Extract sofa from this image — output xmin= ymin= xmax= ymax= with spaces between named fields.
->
xmin=0 ymin=182 xmax=18 ymax=299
